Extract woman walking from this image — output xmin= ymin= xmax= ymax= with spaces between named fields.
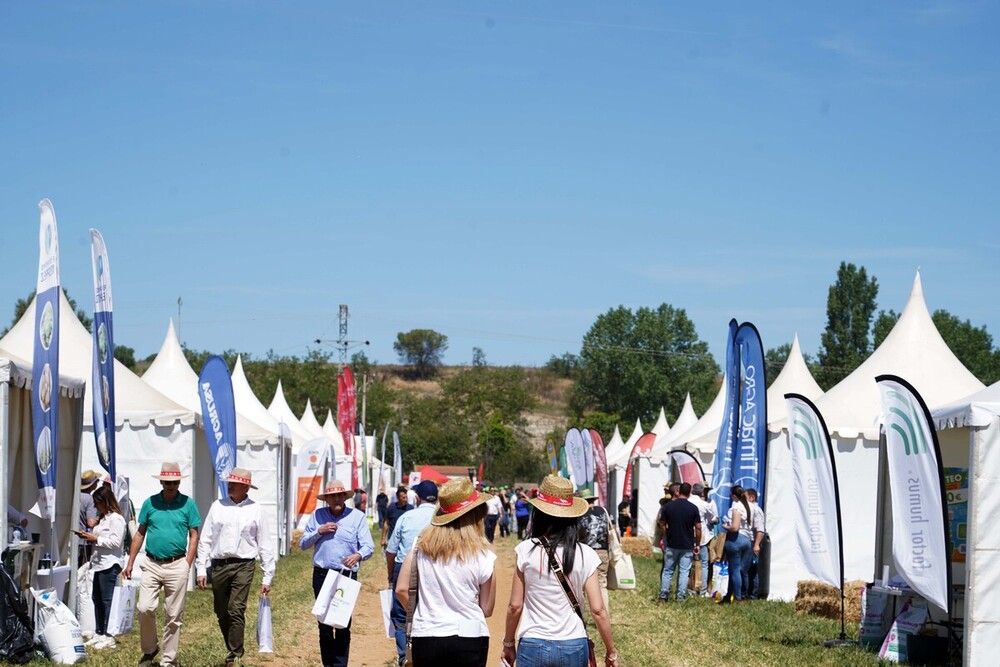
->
xmin=501 ymin=475 xmax=618 ymax=667
xmin=395 ymin=477 xmax=496 ymax=667
xmin=514 ymin=492 xmax=531 ymax=541
xmin=721 ymin=485 xmax=753 ymax=603
xmin=76 ymin=485 xmax=126 ymax=649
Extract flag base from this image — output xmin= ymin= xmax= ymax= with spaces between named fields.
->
xmin=823 ymin=637 xmax=857 ymax=649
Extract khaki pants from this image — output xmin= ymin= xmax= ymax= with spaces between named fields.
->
xmin=137 ymin=557 xmax=190 ymax=667
xmin=211 ymin=559 xmax=256 ymax=661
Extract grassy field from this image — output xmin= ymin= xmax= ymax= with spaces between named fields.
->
xmin=61 ymin=540 xmax=885 ymax=667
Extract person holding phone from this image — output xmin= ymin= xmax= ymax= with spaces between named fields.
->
xmin=76 ymin=485 xmax=126 ymax=649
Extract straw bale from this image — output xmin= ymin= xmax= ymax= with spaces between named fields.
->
xmin=794 ymin=579 xmax=865 ymax=626
xmin=621 ymin=536 xmax=652 ymax=558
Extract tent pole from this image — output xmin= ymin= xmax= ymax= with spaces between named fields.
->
xmin=0 ymin=381 xmax=8 ymax=547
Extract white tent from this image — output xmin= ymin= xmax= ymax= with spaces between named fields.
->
xmin=608 ymin=419 xmax=643 ymax=515
xmin=651 ymin=408 xmax=671 ymax=439
xmin=231 ymin=356 xmax=294 ymax=554
xmin=322 ymin=410 xmax=347 ymax=458
xmin=767 ymin=273 xmax=983 ymax=599
xmin=654 ymin=382 xmax=726 ymax=462
xmin=267 ymin=381 xmax=319 ymax=451
xmin=298 ymin=399 xmax=326 ymax=439
xmin=929 ymin=381 xmax=1000 ymax=665
xmin=141 ymin=321 xmax=287 ymax=556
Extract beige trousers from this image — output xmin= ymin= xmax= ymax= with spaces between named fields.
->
xmin=137 ymin=558 xmax=190 ymax=667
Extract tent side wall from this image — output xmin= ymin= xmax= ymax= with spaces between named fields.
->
xmin=633 ymin=457 xmax=671 ymax=539
xmin=967 ymin=417 xmax=1000 ymax=666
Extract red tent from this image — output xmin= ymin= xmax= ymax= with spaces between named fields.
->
xmin=416 ymin=464 xmax=452 ymax=484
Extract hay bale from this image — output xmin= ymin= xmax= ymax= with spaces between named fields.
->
xmin=794 ymin=579 xmax=866 ymax=626
xmin=621 ymin=536 xmax=652 ymax=558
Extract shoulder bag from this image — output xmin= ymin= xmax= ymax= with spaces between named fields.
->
xmin=538 ymin=537 xmax=598 ymax=667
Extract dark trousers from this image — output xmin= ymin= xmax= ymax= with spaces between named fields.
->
xmin=389 ymin=561 xmax=407 ymax=664
xmin=211 ymin=559 xmax=256 ymax=661
xmin=92 ymin=564 xmax=121 ymax=636
xmin=484 ymin=514 xmax=499 ymax=543
xmin=516 ymin=515 xmax=529 ymax=540
xmin=499 ymin=513 xmax=510 ymax=537
xmin=313 ymin=566 xmax=356 ymax=667
xmin=411 ymin=635 xmax=489 ymax=667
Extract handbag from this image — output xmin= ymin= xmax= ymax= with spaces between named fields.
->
xmin=402 ymin=548 xmax=420 ymax=667
xmin=538 ymin=537 xmax=598 ymax=667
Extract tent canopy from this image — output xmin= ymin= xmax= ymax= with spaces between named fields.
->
xmin=932 ymin=380 xmax=1000 ymax=430
xmin=414 ymin=464 xmax=452 ymax=484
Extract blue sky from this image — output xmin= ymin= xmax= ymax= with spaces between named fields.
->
xmin=2 ymin=1 xmax=998 ymax=373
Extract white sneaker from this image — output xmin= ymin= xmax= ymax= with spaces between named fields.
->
xmin=84 ymin=635 xmax=103 ymax=646
xmin=94 ymin=635 xmax=117 ymax=650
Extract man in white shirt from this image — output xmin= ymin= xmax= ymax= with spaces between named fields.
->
xmin=688 ymin=482 xmax=718 ymax=596
xmin=745 ymin=487 xmax=766 ymax=600
xmin=196 ymin=468 xmax=275 ymax=667
xmin=484 ymin=490 xmax=503 ymax=543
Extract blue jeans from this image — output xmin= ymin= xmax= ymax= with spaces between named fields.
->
xmin=389 ymin=561 xmax=406 ymax=664
xmin=517 ymin=637 xmax=590 ymax=667
xmin=698 ymin=543 xmax=709 ymax=594
xmin=659 ymin=547 xmax=694 ymax=600
xmin=92 ymin=564 xmax=121 ymax=636
xmin=724 ymin=533 xmax=752 ymax=600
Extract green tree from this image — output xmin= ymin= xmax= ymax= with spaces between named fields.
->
xmin=544 ymin=352 xmax=581 ymax=379
xmin=2 ymin=288 xmax=93 ymax=336
xmin=393 ymin=329 xmax=448 ymax=379
xmin=442 ymin=366 xmax=536 ymax=428
xmin=816 ymin=262 xmax=879 ymax=390
xmin=578 ymin=410 xmax=622 ymax=446
xmin=113 ymin=345 xmax=137 ymax=370
xmin=394 ymin=391 xmax=470 ymax=466
xmin=472 ymin=347 xmax=487 ymax=367
xmin=874 ymin=308 xmax=1000 ymax=385
xmin=572 ymin=304 xmax=718 ymax=426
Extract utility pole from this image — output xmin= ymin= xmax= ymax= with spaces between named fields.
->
xmin=338 ymin=304 xmax=349 ymax=367
xmin=360 ymin=371 xmax=368 ymax=430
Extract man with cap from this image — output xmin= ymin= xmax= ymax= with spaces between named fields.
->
xmin=79 ymin=470 xmax=100 ymax=566
xmin=124 ymin=462 xmax=202 ymax=667
xmin=196 ymin=468 xmax=275 ymax=667
xmin=300 ymin=480 xmax=375 ymax=667
xmin=384 ymin=480 xmax=438 ymax=665
xmin=688 ymin=482 xmax=718 ymax=596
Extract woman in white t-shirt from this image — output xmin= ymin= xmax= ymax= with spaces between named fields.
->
xmin=75 ymin=485 xmax=126 ymax=649
xmin=721 ymin=485 xmax=754 ymax=602
xmin=501 ymin=475 xmax=618 ymax=667
xmin=396 ymin=477 xmax=496 ymax=667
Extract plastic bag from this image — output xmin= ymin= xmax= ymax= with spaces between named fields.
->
xmin=0 ymin=565 xmax=34 ymax=664
xmin=710 ymin=562 xmax=729 ymax=601
xmin=607 ymin=554 xmax=635 ymax=590
xmin=75 ymin=563 xmax=95 ymax=636
xmin=379 ymin=589 xmax=394 ymax=638
xmin=107 ymin=576 xmax=138 ymax=636
xmin=311 ymin=570 xmax=361 ymax=629
xmin=256 ymin=596 xmax=273 ymax=653
xmin=31 ymin=587 xmax=86 ymax=664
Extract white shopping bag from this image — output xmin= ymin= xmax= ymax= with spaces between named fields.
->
xmin=256 ymin=596 xmax=274 ymax=653
xmin=379 ymin=589 xmax=394 ymax=638
xmin=608 ymin=554 xmax=635 ymax=590
xmin=710 ymin=562 xmax=729 ymax=601
xmin=311 ymin=570 xmax=362 ymax=629
xmin=31 ymin=587 xmax=86 ymax=664
xmin=107 ymin=576 xmax=139 ymax=636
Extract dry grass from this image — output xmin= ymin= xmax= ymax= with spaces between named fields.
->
xmin=621 ymin=536 xmax=653 ymax=558
xmin=794 ymin=579 xmax=866 ymax=626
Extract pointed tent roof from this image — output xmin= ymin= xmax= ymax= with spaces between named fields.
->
xmin=668 ymin=394 xmax=699 ymax=439
xmin=651 ymin=408 xmax=671 ymax=438
xmin=0 ymin=292 xmax=191 ymax=427
xmin=602 ymin=425 xmax=626 ymax=465
xmin=299 ymin=399 xmax=326 ymax=438
xmin=321 ymin=410 xmax=346 ymax=453
xmin=804 ymin=272 xmax=984 ymax=438
xmin=142 ymin=321 xmax=279 ymax=446
xmin=657 ymin=379 xmax=726 ymax=456
xmin=609 ymin=418 xmax=644 ymax=468
xmin=268 ymin=380 xmax=320 ymax=450
xmin=765 ymin=334 xmax=824 ymax=430
xmin=231 ymin=356 xmax=288 ymax=440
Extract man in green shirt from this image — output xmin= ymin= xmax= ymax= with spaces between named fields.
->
xmin=124 ymin=462 xmax=201 ymax=667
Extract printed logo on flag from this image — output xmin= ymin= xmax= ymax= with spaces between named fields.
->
xmin=886 ymin=391 xmax=930 ymax=457
xmin=791 ymin=406 xmax=824 ymax=461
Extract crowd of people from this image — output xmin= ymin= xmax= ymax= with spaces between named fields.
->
xmin=61 ymin=464 xmax=766 ymax=667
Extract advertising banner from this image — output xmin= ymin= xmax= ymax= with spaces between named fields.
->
xmin=710 ymin=319 xmax=739 ymax=520
xmin=564 ymin=428 xmax=586 ymax=490
xmin=877 ymin=375 xmax=950 ymax=614
xmin=89 ymin=228 xmax=117 ymax=482
xmin=621 ymin=432 xmax=655 ymax=495
xmin=296 ymin=438 xmax=328 ymax=518
xmin=732 ymin=323 xmax=767 ymax=505
xmin=32 ymin=199 xmax=61 ymax=521
xmin=670 ymin=450 xmax=705 ymax=485
xmin=944 ymin=467 xmax=968 ymax=563
xmin=581 ymin=428 xmax=595 ymax=491
xmin=591 ymin=429 xmax=608 ymax=507
xmin=786 ymin=394 xmax=843 ymax=588
xmin=198 ymin=356 xmax=238 ymax=498
xmin=546 ymin=438 xmax=558 ymax=475
xmin=392 ymin=431 xmax=402 ymax=487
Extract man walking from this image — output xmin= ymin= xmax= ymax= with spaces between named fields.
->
xmin=745 ymin=488 xmax=767 ymax=600
xmin=484 ymin=490 xmax=503 ymax=543
xmin=381 ymin=488 xmax=411 ymax=550
xmin=657 ymin=482 xmax=701 ymax=602
xmin=385 ymin=480 xmax=438 ymax=665
xmin=196 ymin=468 xmax=275 ymax=667
xmin=300 ymin=480 xmax=375 ymax=667
xmin=688 ymin=482 xmax=717 ymax=596
xmin=124 ymin=462 xmax=201 ymax=667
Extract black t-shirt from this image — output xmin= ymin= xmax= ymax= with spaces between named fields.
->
xmin=579 ymin=506 xmax=610 ymax=551
xmin=659 ymin=498 xmax=700 ymax=550
xmin=385 ymin=502 xmax=413 ymax=533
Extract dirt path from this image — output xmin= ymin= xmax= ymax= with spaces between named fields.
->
xmin=342 ymin=532 xmax=519 ymax=667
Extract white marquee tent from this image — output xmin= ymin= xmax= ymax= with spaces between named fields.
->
xmin=767 ymin=273 xmax=983 ymax=599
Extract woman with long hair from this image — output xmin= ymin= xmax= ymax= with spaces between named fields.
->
xmin=501 ymin=475 xmax=618 ymax=667
xmin=395 ymin=477 xmax=496 ymax=667
xmin=76 ymin=485 xmax=126 ymax=649
xmin=721 ymin=485 xmax=753 ymax=602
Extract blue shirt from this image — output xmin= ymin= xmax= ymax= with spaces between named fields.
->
xmin=299 ymin=506 xmax=374 ymax=572
xmin=386 ymin=503 xmax=436 ymax=564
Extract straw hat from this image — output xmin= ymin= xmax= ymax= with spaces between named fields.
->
xmin=81 ymin=470 xmax=100 ymax=489
xmin=152 ymin=461 xmax=187 ymax=481
xmin=528 ymin=475 xmax=588 ymax=518
xmin=432 ymin=477 xmax=491 ymax=526
xmin=318 ymin=479 xmax=351 ymax=501
xmin=223 ymin=467 xmax=258 ymax=490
